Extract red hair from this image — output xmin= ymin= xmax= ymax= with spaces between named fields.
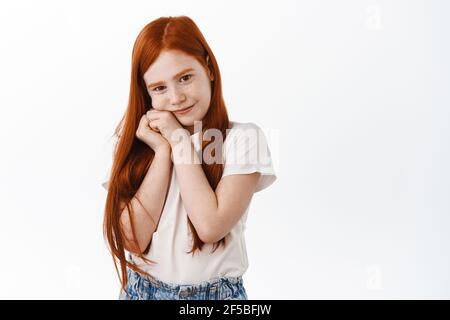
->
xmin=103 ymin=16 xmax=230 ymax=291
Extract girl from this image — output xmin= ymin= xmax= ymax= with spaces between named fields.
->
xmin=102 ymin=15 xmax=277 ymax=300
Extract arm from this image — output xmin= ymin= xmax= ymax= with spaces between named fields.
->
xmin=170 ymin=133 xmax=261 ymax=244
xmin=120 ymin=148 xmax=172 ymax=254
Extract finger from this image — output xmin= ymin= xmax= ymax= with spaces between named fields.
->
xmin=146 ymin=110 xmax=160 ymax=121
xmin=138 ymin=115 xmax=147 ymax=128
xmin=141 ymin=113 xmax=151 ymax=122
xmin=148 ymin=119 xmax=160 ymax=132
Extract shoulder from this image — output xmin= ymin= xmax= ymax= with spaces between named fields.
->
xmin=222 ymin=121 xmax=271 ymax=162
xmin=221 ymin=121 xmax=277 ymax=192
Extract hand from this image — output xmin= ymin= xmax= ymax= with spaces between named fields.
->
xmin=146 ymin=109 xmax=190 ymax=147
xmin=135 ymin=113 xmax=170 ymax=153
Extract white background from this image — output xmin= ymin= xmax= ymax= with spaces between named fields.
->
xmin=0 ymin=0 xmax=449 ymax=299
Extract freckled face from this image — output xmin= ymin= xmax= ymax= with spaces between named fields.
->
xmin=143 ymin=50 xmax=214 ymax=132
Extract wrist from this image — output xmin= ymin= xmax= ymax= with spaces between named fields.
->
xmin=168 ymin=129 xmax=191 ymax=149
xmin=154 ymin=145 xmax=171 ymax=157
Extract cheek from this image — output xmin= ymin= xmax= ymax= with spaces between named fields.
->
xmin=188 ymin=81 xmax=207 ymax=95
xmin=195 ymin=102 xmax=210 ymax=117
xmin=149 ymin=96 xmax=164 ymax=109
xmin=197 ymin=81 xmax=212 ymax=99
xmin=150 ymin=103 xmax=164 ymax=111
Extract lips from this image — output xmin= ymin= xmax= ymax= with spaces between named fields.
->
xmin=175 ymin=104 xmax=194 ymax=114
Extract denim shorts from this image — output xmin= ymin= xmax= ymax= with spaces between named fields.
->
xmin=118 ymin=267 xmax=248 ymax=300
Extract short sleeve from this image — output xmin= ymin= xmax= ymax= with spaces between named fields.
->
xmin=222 ymin=123 xmax=277 ymax=193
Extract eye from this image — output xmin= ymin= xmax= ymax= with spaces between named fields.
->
xmin=153 ymin=86 xmax=165 ymax=92
xmin=180 ymin=74 xmax=192 ymax=82
xmin=151 ymin=74 xmax=193 ymax=93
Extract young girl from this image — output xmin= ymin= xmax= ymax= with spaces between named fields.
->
xmin=102 ymin=15 xmax=276 ymax=300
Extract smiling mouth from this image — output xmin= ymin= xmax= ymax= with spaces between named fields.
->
xmin=175 ymin=104 xmax=194 ymax=114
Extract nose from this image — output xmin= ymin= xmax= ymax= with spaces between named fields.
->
xmin=168 ymin=87 xmax=186 ymax=106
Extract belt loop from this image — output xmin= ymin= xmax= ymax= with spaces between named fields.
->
xmin=209 ymin=282 xmax=218 ymax=299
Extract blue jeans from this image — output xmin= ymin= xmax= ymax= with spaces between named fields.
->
xmin=119 ymin=267 xmax=248 ymax=300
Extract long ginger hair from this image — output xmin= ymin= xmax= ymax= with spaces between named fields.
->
xmin=103 ymin=16 xmax=230 ymax=291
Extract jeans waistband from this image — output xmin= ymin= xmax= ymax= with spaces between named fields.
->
xmin=127 ymin=267 xmax=244 ymax=292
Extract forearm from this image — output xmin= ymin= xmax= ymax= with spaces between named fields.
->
xmin=170 ymin=134 xmax=219 ymax=242
xmin=120 ymin=149 xmax=173 ymax=253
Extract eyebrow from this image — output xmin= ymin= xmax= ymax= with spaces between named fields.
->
xmin=147 ymin=68 xmax=195 ymax=89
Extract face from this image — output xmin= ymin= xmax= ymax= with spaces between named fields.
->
xmin=143 ymin=49 xmax=214 ymax=134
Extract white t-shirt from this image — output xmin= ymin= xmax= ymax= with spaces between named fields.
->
xmin=102 ymin=121 xmax=277 ymax=284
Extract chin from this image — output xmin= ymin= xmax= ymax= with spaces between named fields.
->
xmin=178 ymin=117 xmax=192 ymax=124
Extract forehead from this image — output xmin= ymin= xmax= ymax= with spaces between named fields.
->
xmin=143 ymin=50 xmax=201 ymax=83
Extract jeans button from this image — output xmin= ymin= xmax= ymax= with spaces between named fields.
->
xmin=179 ymin=289 xmax=188 ymax=298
